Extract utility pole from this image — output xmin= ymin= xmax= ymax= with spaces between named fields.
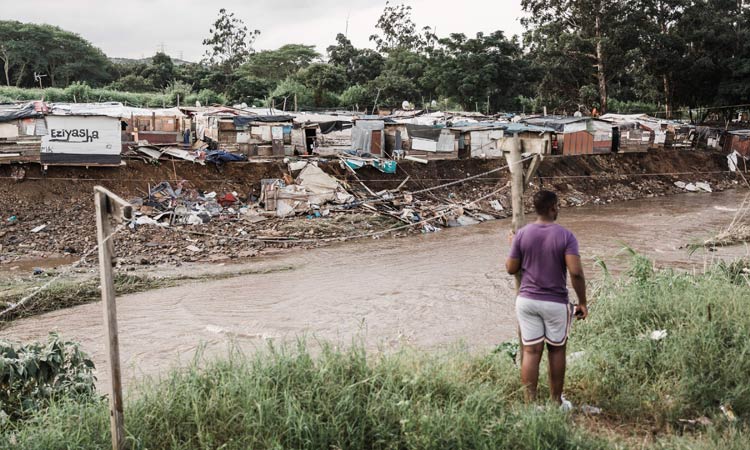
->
xmin=94 ymin=186 xmax=133 ymax=450
xmin=508 ymin=133 xmax=525 ymax=239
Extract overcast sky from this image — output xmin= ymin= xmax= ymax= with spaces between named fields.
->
xmin=3 ymin=0 xmax=526 ymax=61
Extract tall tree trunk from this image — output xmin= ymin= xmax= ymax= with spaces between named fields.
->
xmin=595 ymin=14 xmax=607 ymax=114
xmin=3 ymin=60 xmax=9 ymax=86
xmin=0 ymin=48 xmax=9 ymax=86
xmin=14 ymin=62 xmax=26 ymax=87
xmin=663 ymin=74 xmax=672 ymax=119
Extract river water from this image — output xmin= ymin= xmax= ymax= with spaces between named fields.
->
xmin=1 ymin=190 xmax=748 ymax=389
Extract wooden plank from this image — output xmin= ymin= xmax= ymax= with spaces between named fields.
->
xmin=95 ymin=190 xmax=125 ymax=450
xmin=94 ymin=186 xmax=133 ymax=221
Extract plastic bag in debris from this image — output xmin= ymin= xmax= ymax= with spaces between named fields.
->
xmin=206 ymin=150 xmax=247 ymax=164
xmin=695 ymin=182 xmax=712 ymax=193
xmin=133 ymin=216 xmax=168 ymax=228
xmin=150 ymin=181 xmax=178 ymax=199
xmin=218 ymin=193 xmax=238 ymax=207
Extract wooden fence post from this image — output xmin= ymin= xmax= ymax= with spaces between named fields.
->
xmin=94 ymin=186 xmax=132 ymax=450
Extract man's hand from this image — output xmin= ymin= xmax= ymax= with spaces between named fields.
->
xmin=574 ymin=304 xmax=588 ymax=320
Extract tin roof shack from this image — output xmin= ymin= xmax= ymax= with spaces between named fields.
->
xmin=292 ymin=114 xmax=353 ymax=155
xmin=600 ymin=119 xmax=651 ymax=153
xmin=41 ymin=114 xmax=121 ymax=166
xmin=523 ymin=117 xmax=614 ymax=155
xmin=600 ymin=113 xmax=695 ymax=150
xmin=352 ymin=117 xmax=385 ymax=156
xmin=0 ymin=102 xmax=46 ymax=164
xmin=381 ymin=123 xmax=458 ymax=160
xmin=723 ymin=130 xmax=750 ymax=158
xmin=453 ymin=123 xmax=556 ymax=159
xmin=51 ymin=103 xmax=187 ymax=151
xmin=694 ymin=126 xmax=724 ymax=151
xmin=196 ymin=109 xmax=294 ymax=157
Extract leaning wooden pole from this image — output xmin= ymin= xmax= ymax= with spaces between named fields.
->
xmin=94 ymin=186 xmax=132 ymax=450
xmin=508 ymin=133 xmax=525 ymax=362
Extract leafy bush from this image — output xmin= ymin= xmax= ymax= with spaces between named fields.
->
xmin=0 ymin=333 xmax=96 ymax=422
xmin=0 ymin=86 xmax=170 ymax=107
xmin=339 ymin=84 xmax=372 ymax=109
xmin=63 ymin=81 xmax=93 ymax=103
xmin=163 ymin=80 xmax=193 ymax=106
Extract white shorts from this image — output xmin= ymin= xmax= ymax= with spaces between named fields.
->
xmin=515 ymin=296 xmax=573 ymax=346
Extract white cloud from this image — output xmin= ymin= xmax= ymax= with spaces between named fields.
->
xmin=2 ymin=0 xmax=525 ymax=61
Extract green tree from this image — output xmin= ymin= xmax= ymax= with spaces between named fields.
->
xmin=227 ymin=76 xmax=275 ymax=104
xmin=107 ymin=74 xmax=153 ymax=92
xmin=369 ymin=2 xmax=432 ymax=53
xmin=297 ymin=63 xmax=347 ymax=107
xmin=270 ymin=78 xmax=313 ymax=109
xmin=0 ymin=21 xmax=112 ymax=88
xmin=424 ymin=31 xmax=529 ymax=112
xmin=339 ymin=85 xmax=373 ymax=109
xmin=240 ymin=44 xmax=319 ymax=80
xmin=143 ymin=52 xmax=175 ymax=89
xmin=202 ymin=8 xmax=260 ymax=71
xmin=327 ymin=33 xmax=384 ymax=84
xmin=522 ymin=0 xmax=629 ymax=113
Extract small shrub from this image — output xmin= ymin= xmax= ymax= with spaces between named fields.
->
xmin=0 ymin=333 xmax=96 ymax=422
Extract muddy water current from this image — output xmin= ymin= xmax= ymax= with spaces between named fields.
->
xmin=1 ymin=190 xmax=748 ymax=389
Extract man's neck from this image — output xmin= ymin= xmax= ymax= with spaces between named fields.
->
xmin=535 ymin=216 xmax=555 ymax=224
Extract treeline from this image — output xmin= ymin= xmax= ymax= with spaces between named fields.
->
xmin=1 ymin=1 xmax=749 ymax=117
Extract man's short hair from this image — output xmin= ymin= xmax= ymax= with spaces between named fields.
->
xmin=533 ymin=190 xmax=558 ymax=215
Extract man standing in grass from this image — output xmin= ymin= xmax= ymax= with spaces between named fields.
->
xmin=505 ymin=190 xmax=588 ymax=406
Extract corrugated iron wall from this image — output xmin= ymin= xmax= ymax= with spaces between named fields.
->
xmin=562 ymin=131 xmax=594 ymax=155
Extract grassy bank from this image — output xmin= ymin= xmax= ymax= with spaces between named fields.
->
xmin=0 ymin=265 xmax=294 ymax=325
xmin=2 ymin=255 xmax=749 ymax=449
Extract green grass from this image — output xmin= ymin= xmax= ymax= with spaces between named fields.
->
xmin=566 ymin=254 xmax=750 ymax=426
xmin=1 ymin=255 xmax=750 ymax=449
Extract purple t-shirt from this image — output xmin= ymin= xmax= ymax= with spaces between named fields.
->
xmin=509 ymin=223 xmax=579 ymax=304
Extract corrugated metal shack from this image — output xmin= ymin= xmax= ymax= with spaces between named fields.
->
xmin=51 ymin=103 xmax=187 ymax=151
xmin=352 ymin=117 xmax=385 ymax=156
xmin=723 ymin=130 xmax=750 ymax=158
xmin=523 ymin=117 xmax=614 ymax=155
xmin=600 ymin=113 xmax=695 ymax=150
xmin=195 ymin=109 xmax=295 ymax=157
xmin=0 ymin=102 xmax=46 ymax=164
xmin=40 ymin=114 xmax=121 ymax=166
xmin=292 ymin=113 xmax=353 ymax=155
xmin=382 ymin=122 xmax=459 ymax=160
xmin=452 ymin=123 xmax=556 ymax=159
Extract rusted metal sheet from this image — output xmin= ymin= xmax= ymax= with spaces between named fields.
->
xmin=724 ymin=132 xmax=750 ymax=157
xmin=562 ymin=131 xmax=594 ymax=155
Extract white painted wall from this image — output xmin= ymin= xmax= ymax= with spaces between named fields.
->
xmin=41 ymin=115 xmax=120 ymax=156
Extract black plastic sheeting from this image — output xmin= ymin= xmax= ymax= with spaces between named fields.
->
xmin=406 ymin=124 xmax=443 ymax=141
xmin=319 ymin=121 xmax=353 ymax=134
xmin=233 ymin=115 xmax=295 ymax=128
xmin=0 ymin=103 xmax=42 ymax=123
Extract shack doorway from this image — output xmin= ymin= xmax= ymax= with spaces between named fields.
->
xmin=305 ymin=128 xmax=317 ymax=154
xmin=371 ymin=129 xmax=382 ymax=155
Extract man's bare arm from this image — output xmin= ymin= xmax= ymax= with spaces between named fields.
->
xmin=565 ymin=254 xmax=588 ymax=319
xmin=506 ymin=257 xmax=521 ymax=275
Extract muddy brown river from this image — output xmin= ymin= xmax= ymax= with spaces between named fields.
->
xmin=2 ymin=190 xmax=748 ymax=389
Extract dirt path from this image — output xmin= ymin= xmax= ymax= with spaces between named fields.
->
xmin=1 ymin=190 xmax=748 ymax=390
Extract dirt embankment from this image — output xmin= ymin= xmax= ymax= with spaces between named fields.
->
xmin=0 ymin=150 xmax=738 ymax=271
